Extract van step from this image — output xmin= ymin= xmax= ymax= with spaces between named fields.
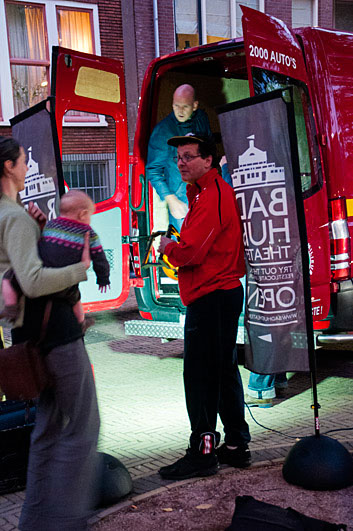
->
xmin=125 ymin=320 xmax=184 ymax=339
xmin=317 ymin=332 xmax=353 ymax=348
xmin=124 ymin=320 xmax=244 ymax=343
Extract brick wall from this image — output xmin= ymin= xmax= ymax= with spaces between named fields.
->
xmin=62 ymin=118 xmax=116 ymax=155
xmin=132 ymin=0 xmax=175 ymax=90
xmin=122 ymin=0 xmax=175 ymax=148
xmin=266 ymin=0 xmax=292 ymax=25
xmin=319 ymin=0 xmax=334 ymax=28
xmin=98 ymin=0 xmax=124 ymax=61
xmin=0 ymin=127 xmax=12 ymax=138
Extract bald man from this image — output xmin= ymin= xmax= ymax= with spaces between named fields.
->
xmin=146 ymin=84 xmax=212 ymax=232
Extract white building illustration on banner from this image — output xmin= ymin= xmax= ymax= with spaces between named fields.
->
xmin=232 ymin=135 xmax=285 ymax=189
xmin=19 ymin=147 xmax=56 ymax=202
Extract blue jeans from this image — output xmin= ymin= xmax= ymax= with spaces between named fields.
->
xmin=247 ymin=372 xmax=287 ymax=399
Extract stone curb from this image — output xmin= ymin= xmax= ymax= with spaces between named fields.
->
xmin=88 ymin=458 xmax=282 ymax=526
xmin=89 ymin=446 xmax=353 ymax=526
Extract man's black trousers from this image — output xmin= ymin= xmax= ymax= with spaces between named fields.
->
xmin=184 ymin=286 xmax=251 ymax=450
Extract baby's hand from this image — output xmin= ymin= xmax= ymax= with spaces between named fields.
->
xmin=28 ymin=201 xmax=47 ymax=231
xmin=99 ymin=284 xmax=111 ymax=293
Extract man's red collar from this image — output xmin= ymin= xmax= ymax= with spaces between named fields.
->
xmin=186 ymin=167 xmax=219 ymax=200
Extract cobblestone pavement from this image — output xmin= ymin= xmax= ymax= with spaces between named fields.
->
xmin=1 ymin=289 xmax=353 ymax=530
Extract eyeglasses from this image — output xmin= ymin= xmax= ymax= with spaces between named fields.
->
xmin=173 ymin=154 xmax=202 ymax=164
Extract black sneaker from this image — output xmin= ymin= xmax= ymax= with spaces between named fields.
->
xmin=159 ymin=449 xmax=219 ymax=480
xmin=215 ymin=444 xmax=251 ymax=468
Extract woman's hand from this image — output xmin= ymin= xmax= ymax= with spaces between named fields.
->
xmin=28 ymin=201 xmax=47 ymax=231
xmin=81 ymin=232 xmax=91 ymax=270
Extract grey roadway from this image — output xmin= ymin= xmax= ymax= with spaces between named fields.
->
xmin=1 ymin=289 xmax=353 ymax=530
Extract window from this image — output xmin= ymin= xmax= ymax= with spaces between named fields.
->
xmin=57 ymin=7 xmax=94 ymax=53
xmin=5 ymin=2 xmax=49 ymax=115
xmin=175 ymin=0 xmax=264 ymax=50
xmin=62 ymin=153 xmax=115 ymax=203
xmin=61 ymin=112 xmax=117 ymax=205
xmin=233 ymin=0 xmax=259 ymax=38
xmin=0 ymin=0 xmax=100 ymax=125
xmin=292 ymin=0 xmax=316 ymax=28
xmin=252 ymin=68 xmax=323 ymax=197
xmin=206 ymin=0 xmax=231 ymax=43
xmin=335 ymin=1 xmax=353 ymax=31
xmin=56 ymin=6 xmax=98 ymax=124
xmin=175 ymin=0 xmax=199 ymax=49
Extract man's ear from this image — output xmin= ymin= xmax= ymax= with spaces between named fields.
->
xmin=205 ymin=155 xmax=212 ymax=168
xmin=193 ymin=100 xmax=199 ymax=111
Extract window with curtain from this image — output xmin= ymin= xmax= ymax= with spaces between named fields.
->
xmin=5 ymin=1 xmax=50 ymax=115
xmin=57 ymin=7 xmax=97 ymax=122
xmin=235 ymin=0 xmax=258 ymax=37
xmin=206 ymin=0 xmax=231 ymax=43
xmin=175 ymin=0 xmax=199 ymax=50
xmin=57 ymin=7 xmax=94 ymax=53
xmin=292 ymin=0 xmax=313 ymax=28
xmin=335 ymin=1 xmax=353 ymax=31
xmin=175 ymin=0 xmax=260 ymax=48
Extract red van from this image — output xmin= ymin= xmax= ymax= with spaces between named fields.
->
xmin=51 ymin=7 xmax=353 ymax=347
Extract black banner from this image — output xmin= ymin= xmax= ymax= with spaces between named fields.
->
xmin=10 ymin=98 xmax=63 ymax=220
xmin=218 ymin=89 xmax=310 ymax=373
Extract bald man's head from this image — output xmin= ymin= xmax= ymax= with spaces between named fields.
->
xmin=172 ymin=84 xmax=198 ymax=123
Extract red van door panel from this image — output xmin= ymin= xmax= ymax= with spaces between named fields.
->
xmin=241 ymin=7 xmax=331 ymax=322
xmin=52 ymin=47 xmax=130 ymax=312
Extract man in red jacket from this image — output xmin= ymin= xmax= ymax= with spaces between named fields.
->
xmin=158 ymin=134 xmax=251 ymax=480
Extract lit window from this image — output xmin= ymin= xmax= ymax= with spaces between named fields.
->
xmin=175 ymin=0 xmax=199 ymax=50
xmin=5 ymin=1 xmax=50 ymax=115
xmin=57 ymin=7 xmax=94 ymax=53
xmin=0 ymin=0 xmax=100 ymax=124
xmin=206 ymin=0 xmax=231 ymax=42
xmin=56 ymin=7 xmax=97 ymax=123
xmin=175 ymin=0 xmax=261 ymax=49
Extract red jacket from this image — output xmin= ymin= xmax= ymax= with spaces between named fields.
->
xmin=165 ymin=167 xmax=245 ymax=306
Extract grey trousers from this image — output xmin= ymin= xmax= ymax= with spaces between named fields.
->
xmin=19 ymin=339 xmax=100 ymax=531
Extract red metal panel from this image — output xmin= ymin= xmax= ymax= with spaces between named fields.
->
xmin=241 ymin=7 xmax=331 ymax=322
xmin=297 ymin=28 xmax=353 ymax=201
xmin=241 ymin=5 xmax=309 ymax=94
xmin=53 ymin=46 xmax=130 ymax=312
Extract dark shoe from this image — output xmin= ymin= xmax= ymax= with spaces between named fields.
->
xmin=274 ymin=386 xmax=287 ymax=398
xmin=275 ymin=381 xmax=288 ymax=398
xmin=216 ymin=444 xmax=251 ymax=468
xmin=159 ymin=449 xmax=219 ymax=480
xmin=245 ymin=394 xmax=273 ymax=408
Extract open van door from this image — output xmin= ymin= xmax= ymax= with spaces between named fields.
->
xmin=241 ymin=7 xmax=331 ymax=323
xmin=51 ymin=47 xmax=130 ymax=312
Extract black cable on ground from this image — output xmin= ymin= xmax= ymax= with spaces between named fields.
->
xmin=245 ymin=403 xmax=353 ymax=440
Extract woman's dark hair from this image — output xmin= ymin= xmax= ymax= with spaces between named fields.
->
xmin=0 ymin=136 xmax=21 ymax=177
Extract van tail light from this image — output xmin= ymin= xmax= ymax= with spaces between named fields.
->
xmin=329 ymin=197 xmax=351 ymax=281
xmin=132 ymin=241 xmax=142 ymax=277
